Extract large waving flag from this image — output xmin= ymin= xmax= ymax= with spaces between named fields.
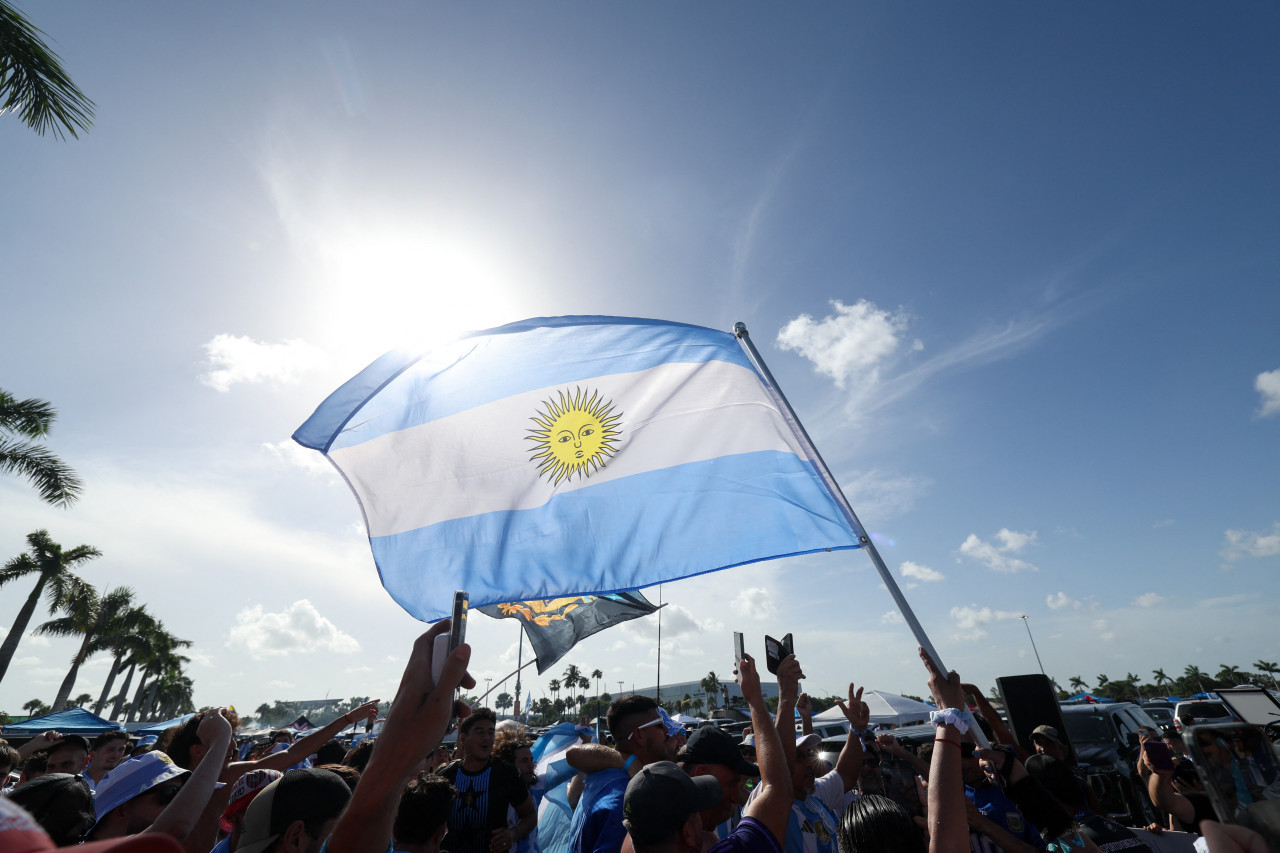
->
xmin=294 ymin=316 xmax=863 ymax=621
xmin=478 ymin=592 xmax=661 ymax=674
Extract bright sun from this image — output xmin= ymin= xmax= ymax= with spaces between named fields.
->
xmin=527 ymin=387 xmax=623 ymax=485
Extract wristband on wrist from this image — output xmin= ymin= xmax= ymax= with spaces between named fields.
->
xmin=934 ymin=737 xmax=961 ymax=747
xmin=929 ymin=708 xmax=970 ymax=734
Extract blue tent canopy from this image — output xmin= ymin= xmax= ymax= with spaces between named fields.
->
xmin=135 ymin=713 xmax=196 ymax=736
xmin=1062 ymin=692 xmax=1117 ymax=704
xmin=1 ymin=707 xmax=117 ymax=738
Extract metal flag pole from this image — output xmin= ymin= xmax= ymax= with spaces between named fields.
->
xmin=655 ymin=584 xmax=663 ymax=705
xmin=514 ymin=628 xmax=524 ymax=717
xmin=733 ymin=322 xmax=989 ymax=747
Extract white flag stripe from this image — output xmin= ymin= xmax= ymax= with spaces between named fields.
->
xmin=331 ymin=359 xmax=805 ymax=537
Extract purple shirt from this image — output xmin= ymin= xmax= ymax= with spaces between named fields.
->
xmin=709 ymin=816 xmax=781 ymax=853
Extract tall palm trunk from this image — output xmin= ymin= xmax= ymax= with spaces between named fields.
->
xmin=93 ymin=654 xmax=123 ymax=717
xmin=126 ymin=667 xmax=152 ymax=723
xmin=51 ymin=631 xmax=93 ymax=711
xmin=0 ymin=577 xmax=45 ymax=685
xmin=142 ymin=677 xmax=161 ymax=721
xmin=112 ymin=661 xmax=137 ymax=719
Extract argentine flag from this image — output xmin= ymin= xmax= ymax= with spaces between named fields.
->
xmin=294 ymin=316 xmax=862 ymax=622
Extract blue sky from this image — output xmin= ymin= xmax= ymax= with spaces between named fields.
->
xmin=2 ymin=2 xmax=1278 ymax=716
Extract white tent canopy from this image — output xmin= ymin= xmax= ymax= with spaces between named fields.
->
xmin=812 ymin=690 xmax=934 ymax=728
xmin=670 ymin=713 xmax=703 ymax=724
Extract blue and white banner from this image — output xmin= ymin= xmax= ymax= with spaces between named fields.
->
xmin=295 ymin=316 xmax=862 ymax=621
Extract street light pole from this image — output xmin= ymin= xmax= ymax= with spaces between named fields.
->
xmin=1020 ymin=615 xmax=1045 ymax=675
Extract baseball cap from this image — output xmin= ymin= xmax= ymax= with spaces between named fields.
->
xmin=1031 ymin=725 xmax=1063 ymax=745
xmin=795 ymin=733 xmax=821 ymax=752
xmin=236 ymin=768 xmax=352 ymax=853
xmin=219 ymin=768 xmax=284 ymax=833
xmin=90 ymin=753 xmax=190 ymax=836
xmin=679 ymin=727 xmax=759 ymax=777
xmin=135 ymin=736 xmax=158 ymax=748
xmin=0 ymin=795 xmax=180 ymax=853
xmin=47 ymin=735 xmax=91 ymax=756
xmin=623 ymin=761 xmax=723 ymax=844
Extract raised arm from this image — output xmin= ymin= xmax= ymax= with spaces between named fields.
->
xmin=327 ymin=619 xmax=475 ymax=853
xmin=831 ymin=683 xmax=869 ymax=792
xmin=775 ymin=654 xmax=803 ymax=775
xmin=960 ymin=684 xmax=1027 ymax=759
xmin=566 ymin=743 xmax=630 ymax=775
xmin=738 ymin=653 xmax=792 ymax=845
xmin=1138 ymin=747 xmax=1194 ymax=826
xmin=920 ymin=649 xmax=968 ymax=853
xmin=149 ymin=708 xmax=233 ymax=847
xmin=797 ymin=693 xmax=814 ymax=736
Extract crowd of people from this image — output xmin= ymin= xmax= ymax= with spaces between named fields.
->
xmin=0 ymin=623 xmax=1271 ymax=853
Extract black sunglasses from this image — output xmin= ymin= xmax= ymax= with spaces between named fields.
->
xmin=150 ymin=785 xmax=183 ymax=805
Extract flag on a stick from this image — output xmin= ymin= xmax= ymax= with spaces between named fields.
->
xmin=294 ymin=316 xmax=862 ymax=621
xmin=478 ymin=591 xmax=661 ymax=674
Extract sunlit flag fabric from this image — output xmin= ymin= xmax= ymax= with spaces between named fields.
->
xmin=293 ymin=315 xmax=863 ymax=622
xmin=477 ymin=592 xmax=661 ymax=674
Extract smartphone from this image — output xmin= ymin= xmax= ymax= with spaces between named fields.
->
xmin=449 ymin=590 xmax=469 ymax=652
xmin=733 ymin=632 xmax=746 ymax=667
xmin=1185 ymin=723 xmax=1280 ymax=849
xmin=764 ymin=635 xmax=783 ymax=674
xmin=1142 ymin=739 xmax=1175 ymax=772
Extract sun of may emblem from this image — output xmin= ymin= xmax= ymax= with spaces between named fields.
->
xmin=527 ymin=387 xmax=623 ymax=485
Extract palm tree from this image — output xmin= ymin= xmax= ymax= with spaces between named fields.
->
xmin=1069 ymin=675 xmax=1087 ymax=693
xmin=1153 ymin=669 xmax=1171 ymax=693
xmin=1215 ymin=664 xmax=1244 ymax=687
xmin=592 ymin=668 xmax=603 ymax=709
xmin=149 ymin=670 xmax=194 ymax=720
xmin=136 ymin=635 xmax=191 ymax=722
xmin=124 ymin=625 xmax=190 ymax=722
xmin=37 ymin=585 xmax=137 ymax=713
xmin=562 ymin=665 xmax=582 ymax=709
xmin=1125 ymin=673 xmax=1144 ymax=702
xmin=1184 ymin=665 xmax=1208 ymax=694
xmin=0 ymin=530 xmax=100 ymax=685
xmin=93 ymin=606 xmax=154 ymax=717
xmin=0 ymin=390 xmax=84 ymax=504
xmin=22 ymin=698 xmax=49 ymax=717
xmin=0 ymin=3 xmax=95 ymax=138
xmin=1095 ymin=674 xmax=1110 ymax=696
xmin=700 ymin=672 xmax=721 ymax=711
xmin=1254 ymin=661 xmax=1280 ymax=691
xmin=548 ymin=678 xmax=561 ymax=714
xmin=72 ymin=692 xmax=91 ymax=708
xmin=495 ymin=692 xmax=514 ymax=713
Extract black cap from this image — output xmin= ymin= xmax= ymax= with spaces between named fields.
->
xmin=46 ymin=736 xmax=91 ymax=756
xmin=678 ymin=727 xmax=758 ymax=777
xmin=623 ymin=762 xmax=723 ymax=845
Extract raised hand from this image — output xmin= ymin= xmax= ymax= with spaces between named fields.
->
xmin=834 ymin=683 xmax=870 ymax=730
xmin=919 ymin=648 xmax=967 ymax=710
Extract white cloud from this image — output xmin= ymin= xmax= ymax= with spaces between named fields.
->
xmin=1046 ymin=591 xmax=1080 ymax=610
xmin=837 ymin=470 xmax=931 ymax=523
xmin=1221 ymin=523 xmax=1280 ymax=562
xmin=731 ymin=588 xmax=777 ymax=620
xmin=776 ymin=299 xmax=910 ymax=389
xmin=226 ymin=599 xmax=360 ymax=659
xmin=1198 ymin=593 xmax=1259 ymax=609
xmin=1256 ymin=369 xmax=1280 ymax=417
xmin=263 ymin=440 xmax=339 ymax=478
xmin=901 ymin=561 xmax=944 ymax=583
xmin=880 ymin=610 xmax=905 ymax=625
xmin=1133 ymin=593 xmax=1165 ymax=608
xmin=1093 ymin=618 xmax=1116 ymax=643
xmin=957 ymin=529 xmax=1039 ymax=573
xmin=949 ymin=605 xmax=1020 ymax=641
xmin=201 ymin=334 xmax=328 ymax=392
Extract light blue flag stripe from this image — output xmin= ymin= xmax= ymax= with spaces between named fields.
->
xmin=294 ymin=316 xmax=750 ymax=453
xmin=369 ymin=450 xmax=858 ymax=621
xmin=295 ymin=316 xmax=864 ymax=623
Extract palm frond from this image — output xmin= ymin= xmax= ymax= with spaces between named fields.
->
xmin=0 ymin=1 xmax=94 ymax=139
xmin=0 ymin=439 xmax=84 ymax=506
xmin=0 ymin=390 xmax=58 ymax=437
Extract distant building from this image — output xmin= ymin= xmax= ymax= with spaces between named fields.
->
xmin=621 ymin=680 xmax=779 ymax=707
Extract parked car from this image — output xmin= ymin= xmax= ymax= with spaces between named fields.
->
xmin=1142 ymin=706 xmax=1176 ymax=732
xmin=1059 ymin=702 xmax=1162 ymax=827
xmin=1172 ymin=700 xmax=1239 ymax=732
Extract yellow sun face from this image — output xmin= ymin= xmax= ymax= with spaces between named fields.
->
xmin=527 ymin=387 xmax=623 ymax=485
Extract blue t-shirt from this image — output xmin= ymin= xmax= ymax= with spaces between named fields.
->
xmin=710 ymin=816 xmax=781 ymax=853
xmin=569 ymin=769 xmax=629 ymax=853
xmin=967 ymin=785 xmax=1044 ymax=850
xmin=783 ymin=795 xmax=839 ymax=853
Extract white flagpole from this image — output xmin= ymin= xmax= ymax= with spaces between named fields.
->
xmin=733 ymin=322 xmax=989 ymax=747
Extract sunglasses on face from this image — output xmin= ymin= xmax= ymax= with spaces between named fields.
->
xmin=150 ymin=785 xmax=183 ymax=805
xmin=630 ymin=717 xmax=664 ymax=739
